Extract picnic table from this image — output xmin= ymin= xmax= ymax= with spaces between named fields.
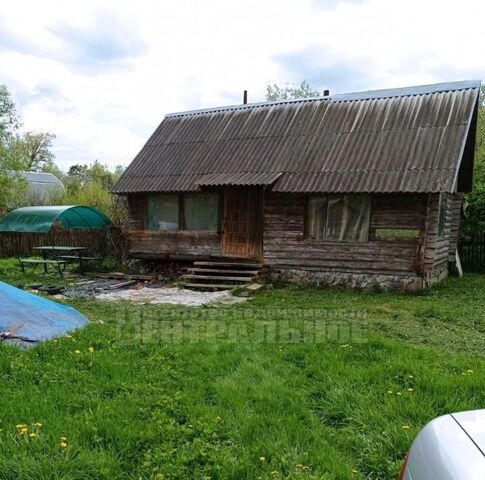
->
xmin=19 ymin=246 xmax=101 ymax=277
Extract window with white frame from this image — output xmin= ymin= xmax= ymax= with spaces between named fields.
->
xmin=307 ymin=194 xmax=371 ymax=241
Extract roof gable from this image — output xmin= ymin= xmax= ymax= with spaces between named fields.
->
xmin=113 ymin=80 xmax=481 ymax=194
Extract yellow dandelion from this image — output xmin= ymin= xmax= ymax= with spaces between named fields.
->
xmin=352 ymin=469 xmax=359 ymax=474
xmin=296 ymin=464 xmax=304 ymax=468
xmin=74 ymin=350 xmax=81 ymax=354
xmin=16 ymin=424 xmax=26 ymax=429
xmin=29 ymin=432 xmax=36 ymax=437
xmin=34 ymin=422 xmax=42 ymax=427
xmin=408 ymin=375 xmax=414 ymax=379
xmin=387 ymin=390 xmax=393 ymax=394
xmin=259 ymin=456 xmax=266 ymax=462
xmin=271 ymin=472 xmax=279 ymax=476
xmin=60 ymin=441 xmax=68 ymax=448
xmin=407 ymin=388 xmax=414 ymax=392
xmin=215 ymin=416 xmax=221 ymax=421
xmin=397 ymin=392 xmax=402 ymax=396
xmin=467 ymin=369 xmax=474 ymax=374
xmin=88 ymin=346 xmax=95 ymax=353
xmin=402 ymin=425 xmax=411 ymax=430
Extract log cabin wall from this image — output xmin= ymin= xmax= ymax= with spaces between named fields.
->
xmin=125 ymin=191 xmax=464 ymax=289
xmin=448 ymin=193 xmax=463 ymax=261
xmin=421 ymin=193 xmax=463 ymax=285
xmin=263 ymin=192 xmax=431 ymax=290
xmin=127 ymin=194 xmax=145 ymax=230
xmin=126 ymin=194 xmax=221 ymax=259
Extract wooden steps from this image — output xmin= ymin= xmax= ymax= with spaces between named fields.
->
xmin=181 ymin=260 xmax=262 ymax=290
xmin=183 ymin=275 xmax=253 ymax=282
xmin=186 ymin=268 xmax=260 ymax=275
xmin=183 ymin=283 xmax=244 ymax=290
xmin=193 ymin=261 xmax=261 ymax=268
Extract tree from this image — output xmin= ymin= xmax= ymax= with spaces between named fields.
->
xmin=61 ymin=161 xmax=127 ymax=225
xmin=0 ymin=85 xmax=24 ymax=209
xmin=266 ymin=80 xmax=319 ymax=101
xmin=461 ymin=86 xmax=485 ymax=237
xmin=64 ymin=161 xmax=124 ymax=197
xmin=10 ymin=131 xmax=56 ymax=172
xmin=0 ymin=84 xmax=20 ymax=144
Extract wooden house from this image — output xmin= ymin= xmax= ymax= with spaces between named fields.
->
xmin=112 ymin=80 xmax=480 ymax=290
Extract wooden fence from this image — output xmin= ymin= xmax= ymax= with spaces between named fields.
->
xmin=0 ymin=225 xmax=128 ymax=261
xmin=459 ymin=233 xmax=485 ymax=272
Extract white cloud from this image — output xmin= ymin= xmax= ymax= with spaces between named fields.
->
xmin=0 ymin=0 xmax=484 ymax=170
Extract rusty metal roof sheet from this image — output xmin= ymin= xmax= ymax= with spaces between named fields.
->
xmin=113 ymin=80 xmax=480 ymax=194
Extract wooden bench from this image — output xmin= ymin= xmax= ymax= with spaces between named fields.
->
xmin=57 ymin=255 xmax=102 ymax=272
xmin=19 ymin=258 xmax=68 ymax=277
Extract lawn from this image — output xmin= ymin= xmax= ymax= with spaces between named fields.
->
xmin=0 ymin=257 xmax=484 ymax=479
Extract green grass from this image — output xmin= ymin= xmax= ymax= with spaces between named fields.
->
xmin=0 ymin=258 xmax=484 ymax=479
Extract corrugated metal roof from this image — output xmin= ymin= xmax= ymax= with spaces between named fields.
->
xmin=113 ymin=80 xmax=480 ymax=194
xmin=196 ymin=171 xmax=282 ymax=187
xmin=13 ymin=171 xmax=65 ymax=202
xmin=19 ymin=172 xmax=63 ymax=185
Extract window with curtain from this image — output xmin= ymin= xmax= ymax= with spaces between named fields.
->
xmin=184 ymin=193 xmax=219 ymax=231
xmin=147 ymin=194 xmax=179 ymax=231
xmin=307 ymin=194 xmax=371 ymax=241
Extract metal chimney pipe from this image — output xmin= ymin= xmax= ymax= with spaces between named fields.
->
xmin=323 ymin=89 xmax=330 ymax=97
xmin=243 ymin=90 xmax=248 ymax=104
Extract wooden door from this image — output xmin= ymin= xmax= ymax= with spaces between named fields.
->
xmin=222 ymin=188 xmax=262 ymax=259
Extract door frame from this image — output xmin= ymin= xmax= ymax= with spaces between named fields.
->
xmin=221 ymin=187 xmax=263 ymax=260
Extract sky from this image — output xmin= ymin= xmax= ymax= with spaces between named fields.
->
xmin=1 ymin=0 xmax=484 ymax=170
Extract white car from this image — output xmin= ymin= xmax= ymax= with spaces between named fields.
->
xmin=400 ymin=410 xmax=485 ymax=479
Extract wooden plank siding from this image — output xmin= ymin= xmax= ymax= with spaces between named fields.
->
xmin=126 ymin=191 xmax=463 ymax=288
xmin=129 ymin=230 xmax=220 ymax=259
xmin=0 ymin=225 xmax=111 ymax=258
xmin=126 ymin=194 xmax=145 ymax=230
xmin=448 ymin=194 xmax=463 ymax=261
xmin=263 ymin=193 xmax=426 ymax=278
xmin=420 ymin=193 xmax=463 ymax=283
xmin=127 ymin=194 xmax=221 ymax=259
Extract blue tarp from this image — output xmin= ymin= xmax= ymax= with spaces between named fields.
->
xmin=0 ymin=281 xmax=88 ymax=346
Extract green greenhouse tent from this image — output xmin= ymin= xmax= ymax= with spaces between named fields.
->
xmin=0 ymin=206 xmax=112 ymax=233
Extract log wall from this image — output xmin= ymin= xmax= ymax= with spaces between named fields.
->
xmin=126 ymin=195 xmax=221 ymax=259
xmin=127 ymin=194 xmax=145 ymax=230
xmin=263 ymin=193 xmax=428 ymax=288
xmin=448 ymin=193 xmax=463 ymax=261
xmin=129 ymin=230 xmax=220 ymax=259
xmin=126 ymin=191 xmax=464 ymax=289
xmin=420 ymin=193 xmax=463 ymax=285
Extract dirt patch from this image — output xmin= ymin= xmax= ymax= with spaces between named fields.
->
xmin=94 ymin=286 xmax=248 ymax=307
